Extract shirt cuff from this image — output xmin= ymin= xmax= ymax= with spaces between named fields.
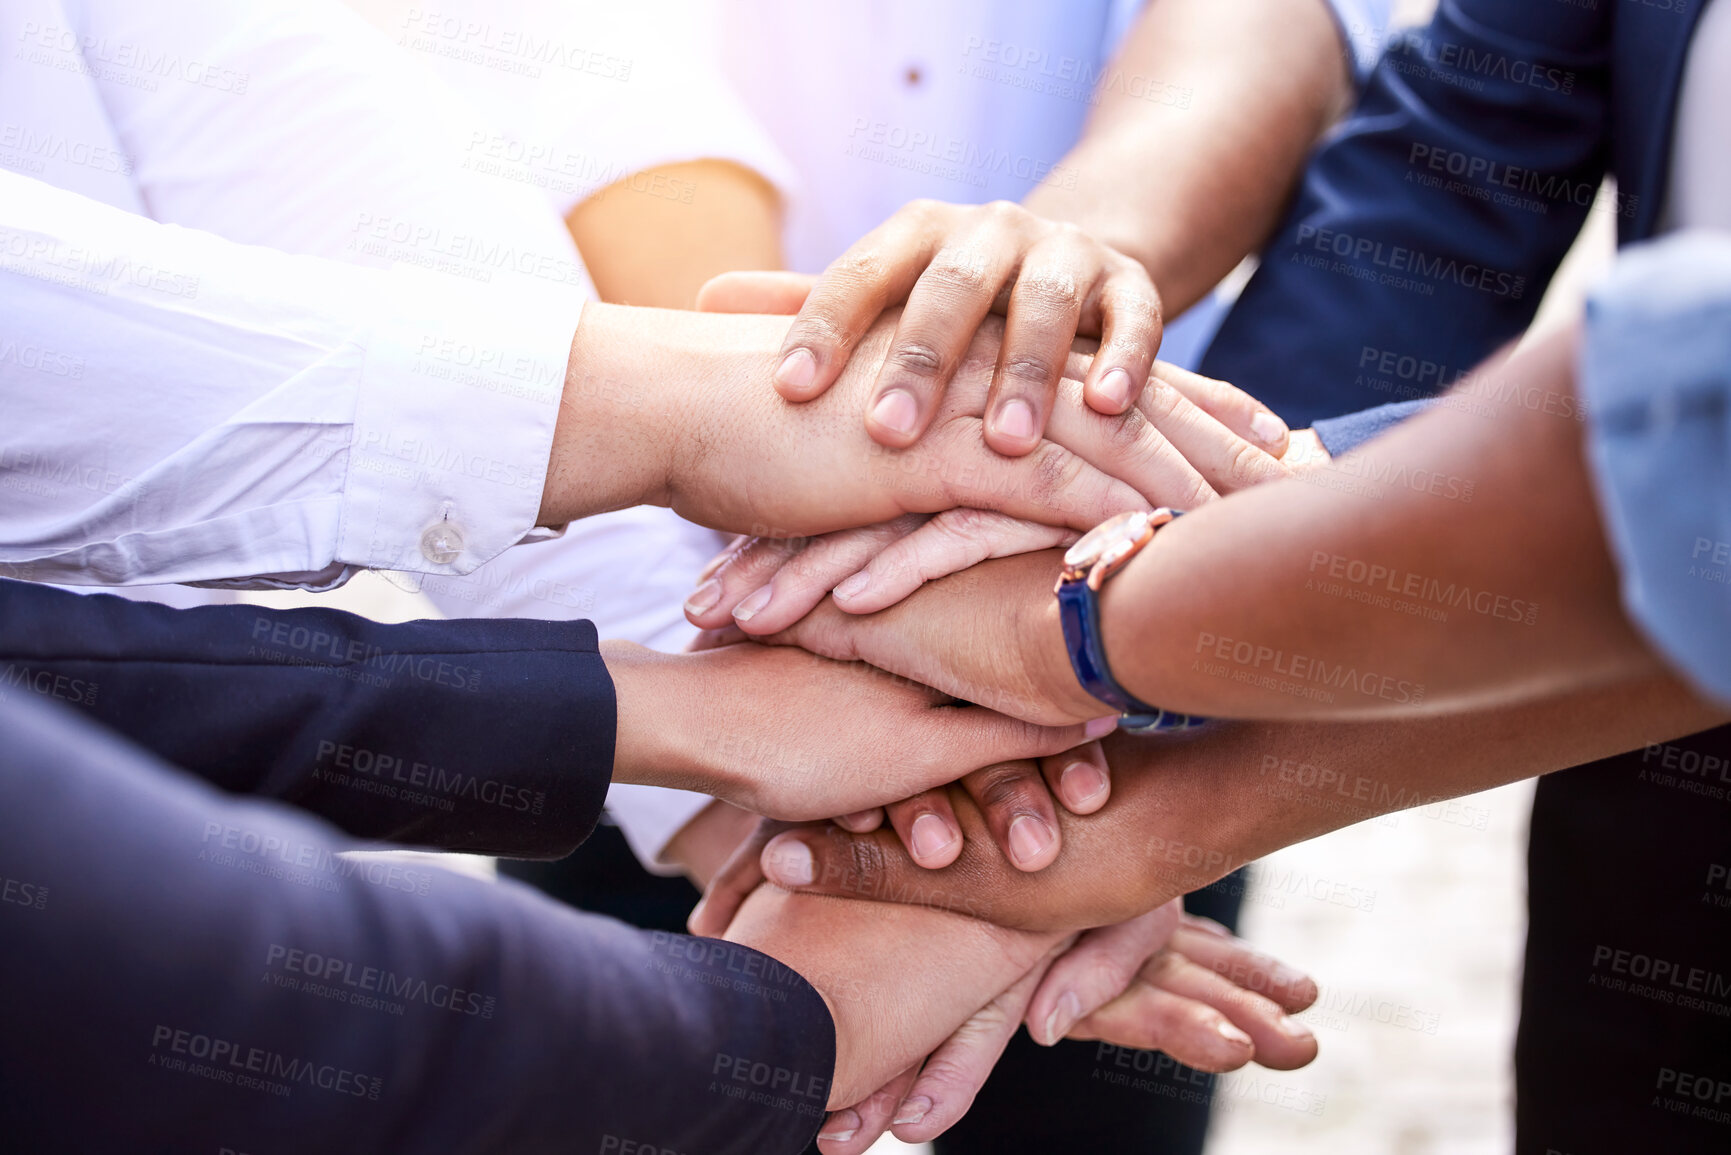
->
xmin=1313 ymin=399 xmax=1434 ymax=457
xmin=337 ymin=268 xmax=579 ymax=580
xmin=1580 ymin=232 xmax=1731 ymax=705
xmin=604 ymin=782 xmax=718 ymax=875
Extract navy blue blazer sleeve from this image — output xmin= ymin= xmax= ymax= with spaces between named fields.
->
xmin=0 ymin=693 xmax=834 ymax=1154
xmin=0 ymin=579 xmax=613 ymax=859
xmin=1201 ymin=0 xmax=1613 ymax=426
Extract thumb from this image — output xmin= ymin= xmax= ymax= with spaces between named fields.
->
xmin=695 ymin=270 xmax=819 ymax=314
xmin=962 ymin=708 xmax=1119 ymax=761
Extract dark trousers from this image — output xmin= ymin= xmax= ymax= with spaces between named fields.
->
xmin=1515 ymin=724 xmax=1731 ymax=1154
xmin=503 ymin=828 xmax=1243 ymax=1155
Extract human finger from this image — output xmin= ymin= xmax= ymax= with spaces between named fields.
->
xmin=982 ymin=237 xmax=1090 ymax=456
xmin=958 ymin=760 xmax=1062 ymax=873
xmin=890 ymin=936 xmax=1072 ymax=1145
xmin=816 ymin=1063 xmax=921 ymax=1155
xmin=1038 ymin=739 xmax=1111 ymax=816
xmin=1079 ymin=268 xmax=1163 ymax=416
xmin=884 ymin=788 xmax=965 ymax=870
xmin=1170 ymin=915 xmax=1319 ymax=1013
xmin=775 ymin=204 xmax=947 ymax=402
xmin=865 ymin=221 xmax=1025 ymax=447
xmin=830 ymin=509 xmax=1075 ymax=616
xmin=1148 ymin=359 xmax=1290 ymax=458
xmin=685 ymin=818 xmax=785 ymax=937
xmin=729 ymin=515 xmax=929 ymax=635
xmin=1026 ymin=903 xmax=1181 ymax=1045
xmin=695 ymin=269 xmax=818 ymax=315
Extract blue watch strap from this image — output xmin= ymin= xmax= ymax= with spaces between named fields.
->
xmin=1056 ymin=579 xmax=1204 ymax=733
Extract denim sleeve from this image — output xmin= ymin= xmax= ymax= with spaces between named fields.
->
xmin=1313 ymin=399 xmax=1435 ymax=456
xmin=1580 ymin=232 xmax=1731 ymax=705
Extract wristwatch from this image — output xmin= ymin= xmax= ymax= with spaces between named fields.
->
xmin=1055 ymin=508 xmax=1204 ymax=734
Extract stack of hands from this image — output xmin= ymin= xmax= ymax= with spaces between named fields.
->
xmin=598 ymin=223 xmax=1324 ymax=1152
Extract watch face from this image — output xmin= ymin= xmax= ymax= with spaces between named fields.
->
xmin=1064 ymin=510 xmax=1154 ymax=570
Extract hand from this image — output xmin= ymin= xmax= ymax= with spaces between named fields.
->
xmin=707 ymin=549 xmax=1095 ymax=726
xmin=697 ymin=730 xmax=1253 ymax=935
xmin=757 ymin=201 xmax=1245 ymax=457
xmin=809 ymin=906 xmax=1320 ymax=1152
xmin=685 ymin=364 xmax=1288 ymax=634
xmin=604 ymin=638 xmax=1114 ymax=822
xmin=554 ymin=303 xmax=1274 ymax=540
xmin=719 ymin=881 xmax=1067 ymax=1108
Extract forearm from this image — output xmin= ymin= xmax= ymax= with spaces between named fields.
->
xmin=1024 ymin=0 xmax=1350 ymax=314
xmin=568 ymin=159 xmax=783 ymax=309
xmin=541 ymin=304 xmax=790 ymax=525
xmin=830 ymin=672 xmax=1726 ymax=933
xmin=1122 ymin=674 xmax=1727 ymax=907
xmin=724 ymin=885 xmax=1061 ymax=1107
xmin=1106 ymin=326 xmax=1657 ymax=718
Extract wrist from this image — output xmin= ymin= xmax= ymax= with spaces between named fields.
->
xmin=605 ymin=640 xmax=700 ymax=790
xmin=1031 ymin=590 xmax=1118 ymax=723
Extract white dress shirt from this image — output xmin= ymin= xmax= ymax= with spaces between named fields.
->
xmin=0 ymin=0 xmax=594 ymax=588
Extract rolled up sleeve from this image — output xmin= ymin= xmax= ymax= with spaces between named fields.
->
xmin=1580 ymin=232 xmax=1731 ymax=704
xmin=0 ymin=170 xmax=576 ymax=589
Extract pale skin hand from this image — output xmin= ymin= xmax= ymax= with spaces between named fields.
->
xmin=721 ymin=882 xmax=1320 ymax=1152
xmin=766 ymin=0 xmax=1348 ymax=452
xmin=601 ymin=638 xmax=1113 ymax=822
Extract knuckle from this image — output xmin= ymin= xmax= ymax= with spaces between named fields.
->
xmin=887 ymin=341 xmax=948 ymax=379
xmin=788 ymin=312 xmax=855 ymax=356
xmin=1024 ymin=444 xmax=1082 ymax=507
xmin=1021 ymin=268 xmax=1082 ymax=312
xmin=829 ymin=249 xmax=890 ymax=290
xmin=983 ymin=198 xmax=1026 ymax=226
xmin=928 ymin=251 xmax=993 ymax=296
xmin=999 ymin=351 xmax=1059 ymax=387
xmin=1225 ymin=441 xmax=1276 ymax=492
xmin=846 ymin=837 xmax=891 ymax=896
xmin=974 ymin=763 xmax=1040 ymax=812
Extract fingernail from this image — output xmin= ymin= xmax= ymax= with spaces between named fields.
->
xmin=1277 ymin=1015 xmax=1314 ymax=1042
xmin=870 ymin=389 xmax=919 ymax=437
xmin=1098 ymin=367 xmax=1132 ymax=410
xmin=1042 ymin=989 xmax=1082 ymax=1044
xmin=1272 ymin=962 xmax=1307 ymax=989
xmin=685 ymin=578 xmax=721 ymax=616
xmin=1008 ymin=814 xmax=1054 ymax=867
xmin=1219 ymin=1020 xmax=1254 ymax=1047
xmin=995 ymin=397 xmax=1036 ymax=442
xmin=910 ymin=813 xmax=956 ymax=862
xmin=1060 ymin=760 xmax=1109 ymax=807
xmin=833 ymin=570 xmax=871 ymax=602
xmin=731 ymin=584 xmax=772 ymax=623
xmin=1084 ymin=716 xmax=1119 ymax=740
xmin=1250 ymin=410 xmax=1289 ymax=449
xmin=817 ymin=1110 xmax=859 ymax=1142
xmin=892 ymin=1096 xmax=932 ymax=1126
xmin=775 ymin=347 xmax=817 ymax=393
xmin=764 ymin=837 xmax=815 ymax=887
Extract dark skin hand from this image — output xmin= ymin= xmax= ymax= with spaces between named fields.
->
xmin=693 ymin=673 xmax=1726 ymax=934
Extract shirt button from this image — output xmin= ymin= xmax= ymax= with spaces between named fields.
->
xmin=419 ymin=522 xmax=465 ymax=565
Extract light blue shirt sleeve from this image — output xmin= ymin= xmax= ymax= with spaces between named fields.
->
xmin=1580 ymin=232 xmax=1731 ymax=706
